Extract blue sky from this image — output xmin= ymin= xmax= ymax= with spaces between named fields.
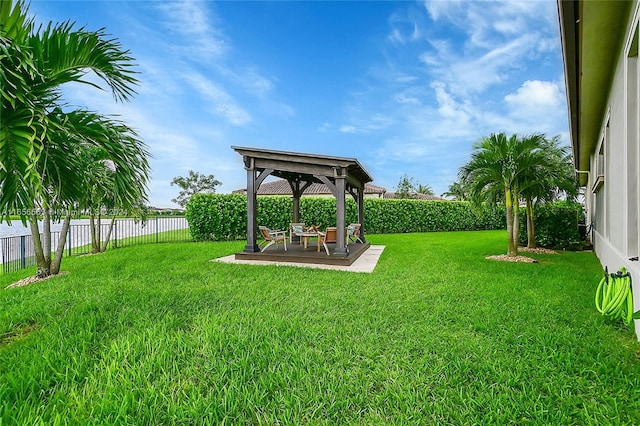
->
xmin=32 ymin=0 xmax=568 ymax=207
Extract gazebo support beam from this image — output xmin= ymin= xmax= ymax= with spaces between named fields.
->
xmin=243 ymin=160 xmax=273 ymax=253
xmin=288 ymin=179 xmax=313 ymax=223
xmin=333 ymin=168 xmax=348 ymax=256
xmin=356 ymin=186 xmax=366 ymax=243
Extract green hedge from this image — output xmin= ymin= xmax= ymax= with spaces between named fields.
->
xmin=518 ymin=201 xmax=583 ymax=250
xmin=186 ymin=194 xmax=506 ymax=241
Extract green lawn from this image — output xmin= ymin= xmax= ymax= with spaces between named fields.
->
xmin=1 ymin=231 xmax=639 ymax=424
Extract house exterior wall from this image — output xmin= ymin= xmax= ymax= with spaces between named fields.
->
xmin=583 ymin=2 xmax=640 ymax=336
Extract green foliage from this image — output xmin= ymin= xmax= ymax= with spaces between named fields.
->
xmin=1 ymin=0 xmax=141 ymax=224
xmin=519 ymin=201 xmax=583 ymax=250
xmin=298 ymin=197 xmax=359 ymax=229
xmin=394 ymin=175 xmax=434 ymax=198
xmin=185 ymin=193 xmax=247 ymax=241
xmin=171 ymin=170 xmax=222 ymax=208
xmin=186 ymin=194 xmax=506 ymax=241
xmin=365 ymin=199 xmax=505 ymax=233
xmin=395 ymin=174 xmax=416 ymax=199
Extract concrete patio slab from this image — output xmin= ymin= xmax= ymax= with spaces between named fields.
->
xmin=212 ymin=245 xmax=385 ymax=273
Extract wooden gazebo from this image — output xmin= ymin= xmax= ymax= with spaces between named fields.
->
xmin=232 ymin=146 xmax=373 ymax=257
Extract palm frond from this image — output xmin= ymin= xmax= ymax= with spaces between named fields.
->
xmin=30 ymin=21 xmax=139 ymax=102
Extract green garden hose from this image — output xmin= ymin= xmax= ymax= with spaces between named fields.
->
xmin=595 ymin=267 xmax=633 ymax=325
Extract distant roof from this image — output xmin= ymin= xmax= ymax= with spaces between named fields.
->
xmin=384 ymin=192 xmax=444 ymax=201
xmin=233 ymin=179 xmax=386 ymax=196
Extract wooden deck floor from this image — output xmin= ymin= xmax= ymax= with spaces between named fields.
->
xmin=234 ymin=240 xmax=370 ymax=266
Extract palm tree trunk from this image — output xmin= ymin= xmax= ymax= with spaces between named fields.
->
xmin=505 ymin=187 xmax=517 ymax=256
xmin=42 ymin=207 xmax=52 ymax=266
xmin=512 ymin=189 xmax=520 ymax=251
xmin=526 ymin=197 xmax=536 ymax=248
xmin=90 ymin=214 xmax=99 ymax=253
xmin=29 ymin=216 xmax=49 ymax=278
xmin=101 ymin=216 xmax=117 ymax=252
xmin=51 ymin=214 xmax=71 ymax=274
xmin=96 ymin=213 xmax=102 ymax=251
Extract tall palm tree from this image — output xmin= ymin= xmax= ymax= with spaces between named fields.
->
xmin=72 ymin=118 xmax=149 ymax=254
xmin=519 ymin=135 xmax=578 ymax=248
xmin=1 ymin=1 xmax=147 ymax=277
xmin=459 ymin=133 xmax=549 ymax=256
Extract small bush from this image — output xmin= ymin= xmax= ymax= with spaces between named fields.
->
xmin=519 ymin=201 xmax=583 ymax=250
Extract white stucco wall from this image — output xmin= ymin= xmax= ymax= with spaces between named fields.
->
xmin=586 ymin=2 xmax=640 ymax=338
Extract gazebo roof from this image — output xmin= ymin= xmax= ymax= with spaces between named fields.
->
xmin=232 ymin=146 xmax=373 ymax=188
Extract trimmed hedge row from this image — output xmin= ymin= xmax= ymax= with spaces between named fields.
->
xmin=518 ymin=201 xmax=584 ymax=250
xmin=186 ymin=194 xmax=506 ymax=241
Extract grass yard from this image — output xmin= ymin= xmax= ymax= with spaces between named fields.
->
xmin=1 ymin=230 xmax=639 ymax=424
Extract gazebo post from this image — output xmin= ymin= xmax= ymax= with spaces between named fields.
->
xmin=357 ymin=186 xmax=366 ymax=243
xmin=291 ymin=179 xmax=300 ymax=223
xmin=334 ymin=167 xmax=348 ymax=256
xmin=244 ymin=158 xmax=260 ymax=253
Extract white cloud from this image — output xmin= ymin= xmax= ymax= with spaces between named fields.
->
xmin=242 ymin=69 xmax=275 ymax=97
xmin=387 ymin=7 xmax=425 ymax=46
xmin=156 ymin=0 xmax=228 ymax=59
xmin=423 ymin=33 xmax=539 ymax=96
xmin=183 ymin=73 xmax=251 ymax=126
xmin=424 ymin=0 xmax=552 ymax=48
xmin=505 ymin=80 xmax=564 ymax=108
xmin=418 ymin=0 xmax=559 ymax=98
xmin=395 ymin=74 xmax=419 ymax=84
xmin=339 ymin=125 xmax=357 ymax=134
xmin=394 ymin=92 xmax=421 ymax=105
xmin=503 ymin=80 xmax=567 ymax=133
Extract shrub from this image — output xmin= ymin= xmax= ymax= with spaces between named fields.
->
xmin=519 ymin=201 xmax=583 ymax=250
xmin=186 ymin=193 xmax=248 ymax=241
xmin=187 ymin=194 xmax=506 ymax=241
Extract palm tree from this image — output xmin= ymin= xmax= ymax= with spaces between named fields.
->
xmin=459 ymin=133 xmax=549 ymax=256
xmin=1 ymin=1 xmax=147 ymax=277
xmin=519 ymin=135 xmax=578 ymax=248
xmin=416 ymin=183 xmax=434 ymax=196
xmin=72 ymin=119 xmax=149 ymax=254
xmin=441 ymin=180 xmax=468 ymax=201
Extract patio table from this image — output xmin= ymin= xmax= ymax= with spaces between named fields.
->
xmin=296 ymin=231 xmax=321 ymax=250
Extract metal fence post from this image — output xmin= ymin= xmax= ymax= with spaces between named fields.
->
xmin=114 ymin=220 xmax=118 ymax=249
xmin=20 ymin=235 xmax=26 ymax=269
xmin=67 ymin=226 xmax=72 ymax=257
xmin=156 ymin=216 xmax=159 ymax=243
xmin=2 ymin=239 xmax=7 ymax=274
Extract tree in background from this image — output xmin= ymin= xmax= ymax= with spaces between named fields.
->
xmin=171 ymin=170 xmax=221 ymax=208
xmin=395 ymin=175 xmax=434 ymax=199
xmin=394 ymin=175 xmax=416 ymax=199
xmin=0 ymin=1 xmax=148 ymax=277
xmin=416 ymin=183 xmax=434 ymax=196
xmin=441 ymin=180 xmax=468 ymax=201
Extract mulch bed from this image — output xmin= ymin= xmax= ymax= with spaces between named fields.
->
xmin=4 ymin=271 xmax=68 ymax=290
xmin=486 ymin=254 xmax=538 ymax=263
xmin=486 ymin=246 xmax=557 ymax=263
